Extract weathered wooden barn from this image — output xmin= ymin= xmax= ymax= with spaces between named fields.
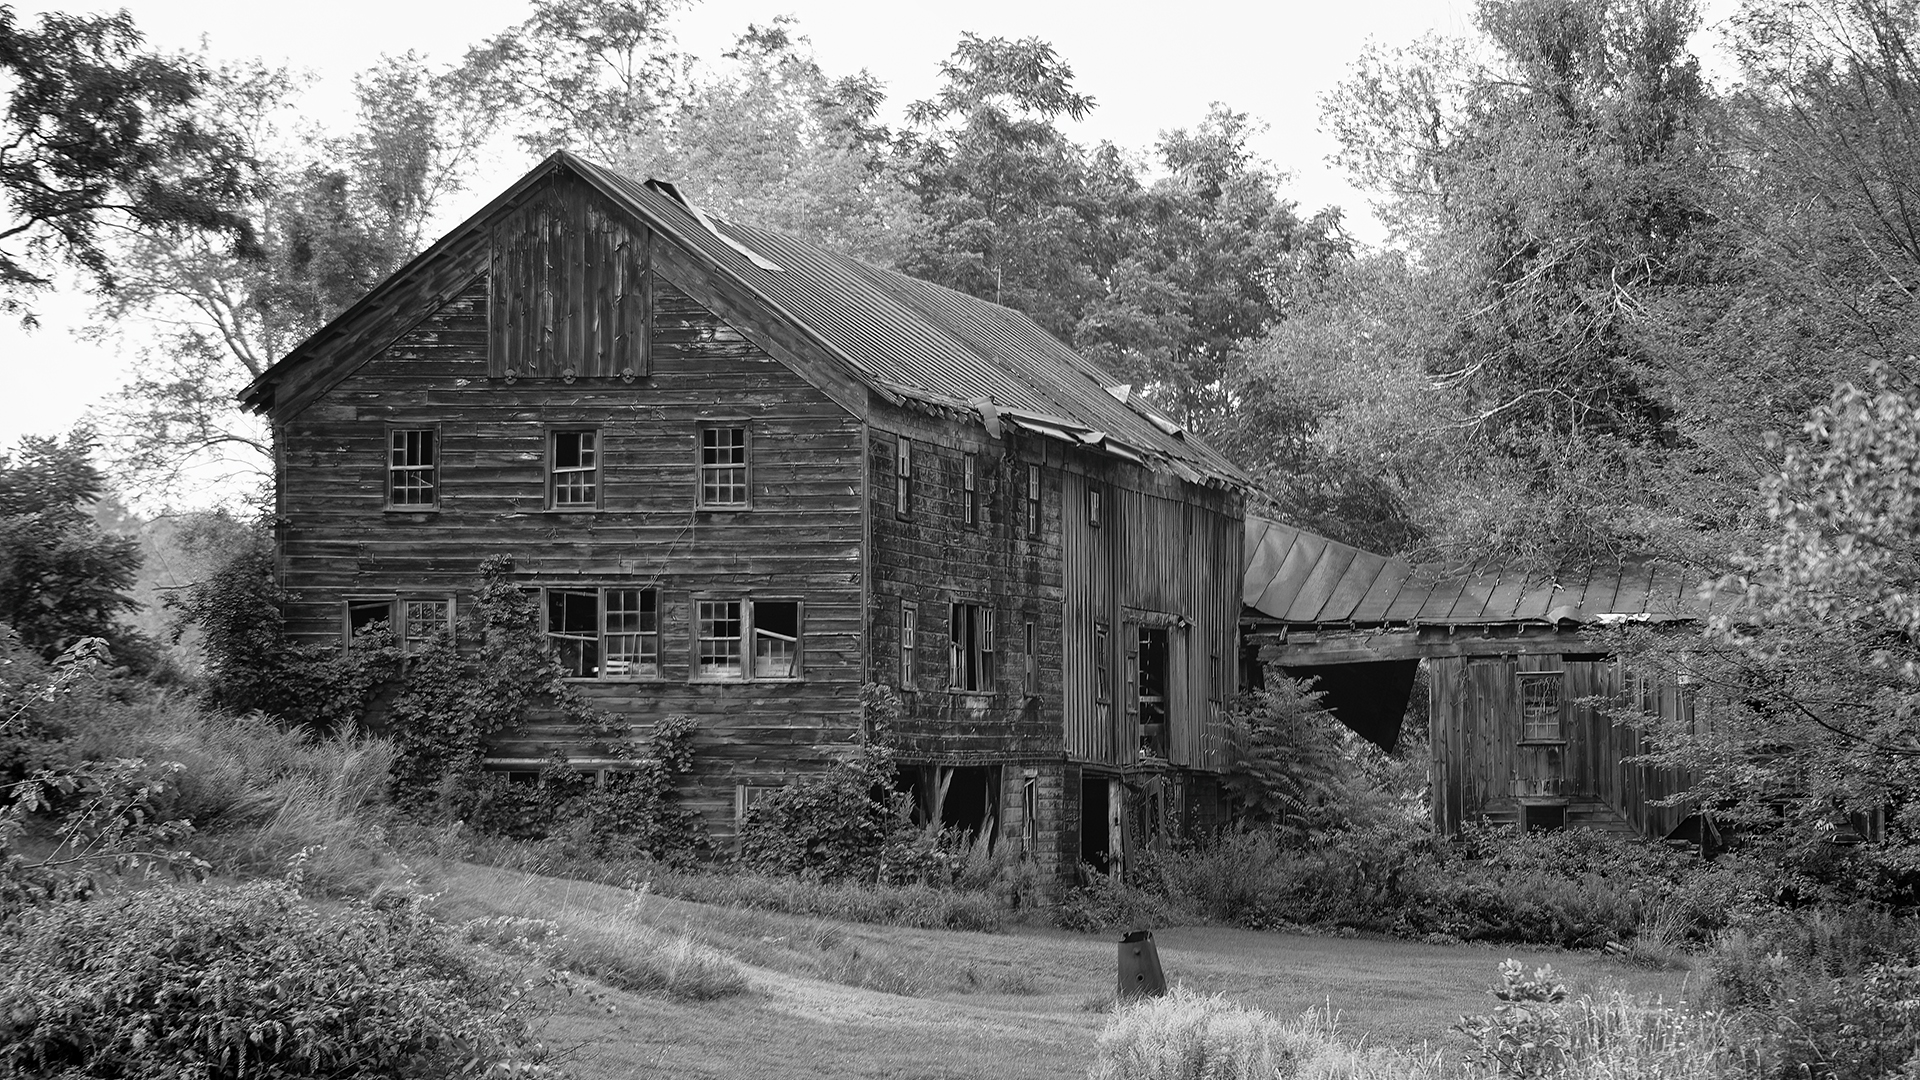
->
xmin=239 ymin=150 xmax=1249 ymax=887
xmin=1241 ymin=517 xmax=1713 ymax=839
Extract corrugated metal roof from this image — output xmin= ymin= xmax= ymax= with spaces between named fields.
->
xmin=572 ymin=155 xmax=1248 ymax=487
xmin=1241 ymin=515 xmax=1718 ymax=626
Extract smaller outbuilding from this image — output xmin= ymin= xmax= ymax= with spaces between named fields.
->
xmin=1240 ymin=517 xmax=1718 ymax=841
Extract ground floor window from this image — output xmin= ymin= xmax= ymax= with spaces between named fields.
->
xmin=344 ymin=595 xmax=453 ymax=655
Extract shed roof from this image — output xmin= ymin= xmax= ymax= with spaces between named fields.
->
xmin=241 ymin=151 xmax=1246 ymax=489
xmin=1241 ymin=516 xmax=1720 ymax=627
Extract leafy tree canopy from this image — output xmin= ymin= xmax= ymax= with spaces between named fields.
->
xmin=0 ymin=430 xmax=142 ymax=659
xmin=0 ymin=5 xmax=254 ymax=323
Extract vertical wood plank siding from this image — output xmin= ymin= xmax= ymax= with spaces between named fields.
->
xmin=1430 ymin=652 xmax=1693 ymax=838
xmin=278 ymin=176 xmax=865 ymax=840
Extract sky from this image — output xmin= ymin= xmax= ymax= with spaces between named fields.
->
xmin=1 ymin=0 xmax=1492 ymax=461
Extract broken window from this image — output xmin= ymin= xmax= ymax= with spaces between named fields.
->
xmin=699 ymin=424 xmax=749 ymax=507
xmin=697 ymin=598 xmax=800 ymax=681
xmin=344 ymin=596 xmax=452 ymax=655
xmin=752 ymin=600 xmax=800 ymax=678
xmin=962 ymin=453 xmax=977 ymax=526
xmin=1089 ymin=486 xmax=1102 ymax=528
xmin=900 ymin=601 xmax=918 ymax=689
xmin=1094 ymin=623 xmax=1111 ymax=703
xmin=544 ymin=586 xmax=658 ymax=679
xmin=549 ymin=429 xmax=599 ymax=508
xmin=1520 ymin=673 xmax=1563 ymax=741
xmin=948 ymin=602 xmax=994 ymax=692
xmin=387 ymin=428 xmax=437 ymax=508
xmin=895 ymin=438 xmax=912 ymax=518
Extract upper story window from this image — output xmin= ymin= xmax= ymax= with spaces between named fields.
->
xmin=700 ymin=424 xmax=749 ymax=507
xmin=545 ymin=586 xmax=659 ymax=679
xmin=697 ymin=598 xmax=802 ymax=682
xmin=387 ymin=428 xmax=438 ymax=509
xmin=896 ymin=438 xmax=912 ymax=518
xmin=1089 ymin=487 xmax=1103 ymax=528
xmin=1023 ymin=621 xmax=1037 ymax=696
xmin=1520 ymin=672 xmax=1564 ymax=741
xmin=949 ymin=601 xmax=994 ymax=692
xmin=1094 ymin=622 xmax=1111 ymax=703
xmin=344 ymin=595 xmax=453 ymax=656
xmin=962 ymin=453 xmax=978 ymax=526
xmin=1025 ymin=464 xmax=1041 ymax=535
xmin=549 ymin=429 xmax=600 ymax=509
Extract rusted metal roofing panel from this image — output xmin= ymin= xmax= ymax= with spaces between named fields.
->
xmin=1414 ymin=573 xmax=1473 ymax=621
xmin=1582 ymin=568 xmax=1622 ymax=618
xmin=1480 ymin=570 xmax=1531 ymax=621
xmin=1319 ymin=548 xmax=1389 ymax=622
xmin=1510 ymin=575 xmax=1562 ymax=622
xmin=1257 ymin=532 xmax=1328 ymax=618
xmin=1646 ymin=564 xmax=1688 ymax=617
xmin=1349 ymin=560 xmax=1414 ymax=622
xmin=1285 ymin=545 xmax=1359 ymax=623
xmin=1382 ymin=572 xmax=1436 ymax=622
xmin=1449 ymin=571 xmax=1505 ymax=622
xmin=1241 ymin=519 xmax=1295 ymax=607
xmin=1612 ymin=564 xmax=1656 ymax=615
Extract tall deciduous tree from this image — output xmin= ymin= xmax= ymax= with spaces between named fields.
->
xmin=93 ymin=55 xmax=485 ymax=498
xmin=0 ymin=6 xmax=253 ymax=323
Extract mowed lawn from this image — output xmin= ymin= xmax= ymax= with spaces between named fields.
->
xmin=430 ymin=863 xmax=1697 ymax=1080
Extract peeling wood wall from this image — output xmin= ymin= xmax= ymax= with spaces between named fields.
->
xmin=1430 ymin=653 xmax=1691 ymax=838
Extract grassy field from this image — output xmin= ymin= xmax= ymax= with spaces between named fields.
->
xmin=427 ymin=863 xmax=1697 ymax=1079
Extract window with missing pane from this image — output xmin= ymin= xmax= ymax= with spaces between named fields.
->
xmin=752 ymin=601 xmax=800 ymax=679
xmin=962 ymin=453 xmax=977 ymax=526
xmin=948 ymin=602 xmax=994 ymax=692
xmin=1025 ymin=464 xmax=1040 ymax=535
xmin=549 ymin=429 xmax=599 ymax=508
xmin=700 ymin=424 xmax=749 ymax=507
xmin=545 ymin=587 xmax=659 ymax=679
xmin=387 ymin=428 xmax=437 ymax=508
xmin=900 ymin=601 xmax=917 ymax=688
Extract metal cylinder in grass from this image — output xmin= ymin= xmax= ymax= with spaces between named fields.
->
xmin=1118 ymin=929 xmax=1167 ymax=999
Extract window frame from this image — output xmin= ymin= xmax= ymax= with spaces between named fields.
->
xmin=895 ymin=437 xmax=912 ymax=519
xmin=1023 ymin=620 xmax=1038 ymax=696
xmin=1025 ymin=464 xmax=1041 ymax=535
xmin=539 ymin=584 xmax=662 ymax=681
xmin=342 ymin=594 xmax=455 ymax=656
xmin=962 ymin=452 xmax=978 ymax=527
xmin=385 ymin=424 xmax=440 ymax=511
xmin=1089 ymin=486 xmax=1103 ymax=528
xmin=900 ymin=600 xmax=918 ymax=690
xmin=697 ymin=421 xmax=752 ymax=509
xmin=1094 ymin=622 xmax=1111 ymax=704
xmin=948 ymin=600 xmax=995 ymax=693
xmin=1519 ymin=671 xmax=1565 ymax=742
xmin=546 ymin=426 xmax=603 ymax=511
xmin=691 ymin=596 xmax=805 ymax=684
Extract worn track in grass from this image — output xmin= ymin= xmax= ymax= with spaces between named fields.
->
xmin=431 ymin=862 xmax=1696 ymax=1079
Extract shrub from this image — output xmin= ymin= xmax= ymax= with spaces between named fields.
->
xmin=0 ymin=880 xmax=556 ymax=1077
xmin=737 ymin=715 xmax=911 ymax=883
xmin=1056 ymin=866 xmax=1186 ymax=934
xmin=1092 ymin=986 xmax=1301 ymax=1080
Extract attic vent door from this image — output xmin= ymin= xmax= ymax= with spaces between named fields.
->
xmin=489 ymin=186 xmax=649 ymax=381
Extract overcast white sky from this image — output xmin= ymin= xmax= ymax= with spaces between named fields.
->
xmin=0 ymin=0 xmax=1489 ymax=463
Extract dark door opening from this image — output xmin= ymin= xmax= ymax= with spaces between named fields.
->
xmin=898 ymin=765 xmax=999 ymax=841
xmin=1080 ymin=774 xmax=1112 ymax=873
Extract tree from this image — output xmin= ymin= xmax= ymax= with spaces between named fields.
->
xmin=1320 ymin=0 xmax=1732 ymax=568
xmin=454 ymin=0 xmax=688 ymax=164
xmin=92 ymin=54 xmax=484 ymax=498
xmin=1077 ymin=105 xmax=1347 ymax=434
xmin=645 ymin=19 xmax=924 ymax=265
xmin=0 ymin=431 xmax=142 ymax=659
xmin=0 ymin=6 xmax=253 ymax=323
xmin=897 ymin=33 xmax=1104 ymax=342
xmin=1620 ymin=361 xmax=1920 ymax=874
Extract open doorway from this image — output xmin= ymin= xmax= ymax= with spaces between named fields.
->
xmin=1080 ymin=773 xmax=1112 ymax=873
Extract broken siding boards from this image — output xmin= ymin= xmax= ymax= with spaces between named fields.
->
xmin=488 ymin=179 xmax=648 ymax=380
xmin=277 ymin=264 xmax=866 ymax=821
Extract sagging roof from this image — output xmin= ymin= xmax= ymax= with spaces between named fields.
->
xmin=242 ymin=150 xmax=1246 ymax=489
xmin=1241 ymin=515 xmax=1720 ymax=628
